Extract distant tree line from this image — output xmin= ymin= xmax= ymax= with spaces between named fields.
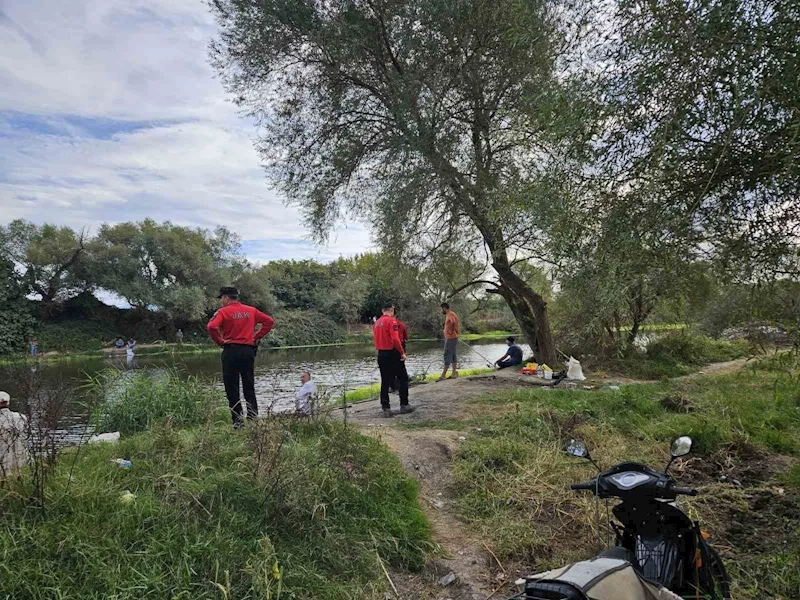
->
xmin=0 ymin=219 xmax=515 ymax=354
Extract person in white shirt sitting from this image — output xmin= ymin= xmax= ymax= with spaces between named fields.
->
xmin=294 ymin=371 xmax=318 ymax=417
xmin=0 ymin=391 xmax=28 ymax=480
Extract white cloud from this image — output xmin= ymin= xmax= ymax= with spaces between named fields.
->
xmin=0 ymin=0 xmax=373 ymax=262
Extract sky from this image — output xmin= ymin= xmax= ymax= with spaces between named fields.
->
xmin=0 ymin=0 xmax=373 ymax=263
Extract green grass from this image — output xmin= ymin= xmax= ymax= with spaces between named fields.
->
xmin=90 ymin=368 xmax=229 ymax=435
xmin=340 ymin=368 xmax=497 ymax=403
xmin=454 ymin=351 xmax=800 ymax=600
xmin=0 ymin=418 xmax=430 ymax=599
xmin=597 ymin=333 xmax=752 ymax=380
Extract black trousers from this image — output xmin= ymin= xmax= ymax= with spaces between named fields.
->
xmin=221 ymin=344 xmax=257 ymax=423
xmin=377 ymin=349 xmax=409 ymax=409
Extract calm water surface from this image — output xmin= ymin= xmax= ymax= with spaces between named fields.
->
xmin=1 ymin=339 xmax=530 ymax=423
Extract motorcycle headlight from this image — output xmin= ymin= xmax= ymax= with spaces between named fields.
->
xmin=609 ymin=471 xmax=652 ymax=489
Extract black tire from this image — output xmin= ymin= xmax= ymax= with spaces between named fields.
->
xmin=702 ymin=543 xmax=732 ymax=600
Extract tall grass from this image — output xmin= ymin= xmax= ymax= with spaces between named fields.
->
xmin=0 ymin=418 xmax=430 ymax=599
xmin=90 ymin=368 xmax=229 ymax=435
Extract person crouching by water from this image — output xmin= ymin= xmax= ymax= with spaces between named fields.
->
xmin=295 ymin=371 xmax=317 ymax=417
xmin=207 ymin=287 xmax=275 ymax=429
xmin=495 ymin=336 xmax=523 ymax=369
xmin=374 ymin=302 xmax=414 ymax=418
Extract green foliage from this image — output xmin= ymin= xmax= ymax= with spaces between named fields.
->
xmin=0 ymin=259 xmax=35 ymax=355
xmin=36 ymin=321 xmax=119 ymax=353
xmin=260 ymin=260 xmax=332 ymax=310
xmin=0 ymin=219 xmax=90 ymax=305
xmin=93 ymin=369 xmax=228 ymax=435
xmin=265 ymin=310 xmax=346 ymax=348
xmin=646 ymin=333 xmax=750 ymax=366
xmin=0 ymin=418 xmax=429 ymax=599
xmin=596 ymin=0 xmax=800 ymax=280
xmin=91 ymin=219 xmax=238 ymax=314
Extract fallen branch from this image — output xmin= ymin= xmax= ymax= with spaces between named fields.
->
xmin=483 ymin=542 xmax=506 ymax=575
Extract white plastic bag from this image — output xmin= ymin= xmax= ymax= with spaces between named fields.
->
xmin=567 ymin=357 xmax=586 ymax=381
xmin=89 ymin=431 xmax=120 ymax=444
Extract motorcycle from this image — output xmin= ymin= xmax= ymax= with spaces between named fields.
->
xmin=510 ymin=436 xmax=731 ymax=600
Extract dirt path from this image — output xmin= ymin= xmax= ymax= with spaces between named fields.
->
xmin=338 ymin=371 xmax=546 ymax=599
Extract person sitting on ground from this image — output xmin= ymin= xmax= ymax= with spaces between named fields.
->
xmin=114 ymin=336 xmax=125 ymax=350
xmin=295 ymin=371 xmax=318 ymax=416
xmin=0 ymin=391 xmax=28 ymax=480
xmin=495 ymin=336 xmax=524 ymax=369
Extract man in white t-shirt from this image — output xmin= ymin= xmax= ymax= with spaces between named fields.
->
xmin=294 ymin=371 xmax=318 ymax=416
xmin=0 ymin=391 xmax=28 ymax=479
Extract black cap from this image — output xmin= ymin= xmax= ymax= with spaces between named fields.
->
xmin=217 ymin=286 xmax=239 ymax=298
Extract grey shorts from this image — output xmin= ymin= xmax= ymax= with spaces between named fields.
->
xmin=444 ymin=338 xmax=458 ymax=366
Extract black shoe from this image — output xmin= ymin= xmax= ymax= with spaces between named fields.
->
xmin=233 ymin=420 xmax=244 ymax=430
xmin=399 ymin=405 xmax=415 ymax=414
xmin=381 ymin=408 xmax=393 ymax=418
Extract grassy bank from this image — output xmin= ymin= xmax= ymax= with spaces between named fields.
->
xmin=597 ymin=332 xmax=753 ymax=380
xmin=448 ymin=351 xmax=800 ymax=599
xmin=341 ymin=368 xmax=497 ymax=403
xmin=0 ymin=376 xmax=430 ymax=599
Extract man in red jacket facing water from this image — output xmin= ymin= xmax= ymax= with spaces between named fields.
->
xmin=207 ymin=287 xmax=275 ymax=428
xmin=373 ymin=302 xmax=414 ymax=418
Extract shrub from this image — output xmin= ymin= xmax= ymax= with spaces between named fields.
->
xmin=646 ymin=333 xmax=749 ymax=366
xmin=265 ymin=310 xmax=346 ymax=347
xmin=0 ymin=418 xmax=430 ymax=599
xmin=93 ymin=369 xmax=228 ymax=435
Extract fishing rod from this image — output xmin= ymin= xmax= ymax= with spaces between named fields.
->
xmin=457 ymin=338 xmax=495 ymax=368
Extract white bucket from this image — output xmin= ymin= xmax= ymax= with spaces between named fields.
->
xmin=544 ymin=371 xmax=553 ymax=380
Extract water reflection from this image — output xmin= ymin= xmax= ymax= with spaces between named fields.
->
xmin=0 ymin=339 xmax=530 ymax=432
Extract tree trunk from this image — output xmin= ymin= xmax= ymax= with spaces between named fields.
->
xmin=490 ymin=262 xmax=558 ymax=366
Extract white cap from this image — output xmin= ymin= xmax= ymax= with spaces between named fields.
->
xmin=0 ymin=391 xmax=9 ymax=405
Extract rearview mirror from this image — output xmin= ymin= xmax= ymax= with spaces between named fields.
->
xmin=670 ymin=436 xmax=693 ymax=458
xmin=565 ymin=439 xmax=589 ymax=459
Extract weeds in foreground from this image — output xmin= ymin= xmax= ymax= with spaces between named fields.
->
xmin=87 ymin=367 xmax=228 ymax=435
xmin=0 ymin=416 xmax=430 ymax=599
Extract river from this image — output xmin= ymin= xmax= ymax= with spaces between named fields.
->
xmin=0 ymin=338 xmax=530 ymax=421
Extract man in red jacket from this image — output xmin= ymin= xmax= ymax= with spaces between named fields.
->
xmin=207 ymin=286 xmax=275 ymax=427
xmin=373 ymin=302 xmax=414 ymax=418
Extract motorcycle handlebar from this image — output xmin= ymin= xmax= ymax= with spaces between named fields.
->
xmin=570 ymin=480 xmax=596 ymax=491
xmin=671 ymin=486 xmax=698 ymax=496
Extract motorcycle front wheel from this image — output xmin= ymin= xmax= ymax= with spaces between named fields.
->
xmin=702 ymin=544 xmax=731 ymax=600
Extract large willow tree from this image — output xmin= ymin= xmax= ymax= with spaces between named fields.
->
xmin=209 ymin=0 xmax=583 ymax=364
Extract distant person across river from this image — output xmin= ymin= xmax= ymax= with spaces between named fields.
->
xmin=175 ymin=329 xmax=184 ymax=345
xmin=114 ymin=337 xmax=125 ymax=351
xmin=28 ymin=338 xmax=38 ymax=357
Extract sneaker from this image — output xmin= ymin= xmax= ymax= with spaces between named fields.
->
xmin=399 ymin=405 xmax=415 ymax=414
xmin=381 ymin=408 xmax=394 ymax=418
